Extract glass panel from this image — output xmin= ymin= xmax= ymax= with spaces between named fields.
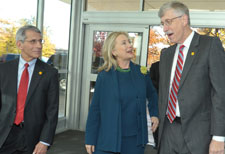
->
xmin=0 ymin=0 xmax=37 ymax=62
xmin=91 ymin=31 xmax=107 ymax=74
xmin=91 ymin=31 xmax=143 ymax=74
xmin=44 ymin=0 xmax=71 ymax=117
xmin=86 ymin=0 xmax=140 ymax=11
xmin=197 ymin=28 xmax=225 ymax=48
xmin=144 ymin=0 xmax=225 ymax=11
xmin=89 ymin=81 xmax=96 ymax=105
xmin=147 ymin=26 xmax=170 ymax=68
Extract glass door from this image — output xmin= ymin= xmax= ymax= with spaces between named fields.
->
xmin=79 ymin=24 xmax=150 ymax=130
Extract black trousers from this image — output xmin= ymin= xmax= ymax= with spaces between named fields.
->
xmin=153 ymin=128 xmax=158 ymax=148
xmin=158 ymin=117 xmax=191 ymax=154
xmin=0 ymin=124 xmax=30 ymax=154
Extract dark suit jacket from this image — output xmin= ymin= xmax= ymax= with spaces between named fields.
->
xmin=0 ymin=58 xmax=59 ymax=152
xmin=150 ymin=61 xmax=159 ymax=93
xmin=85 ymin=62 xmax=158 ymax=153
xmin=158 ymin=32 xmax=225 ymax=154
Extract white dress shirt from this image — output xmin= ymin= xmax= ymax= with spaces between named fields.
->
xmin=168 ymin=31 xmax=224 ymax=142
xmin=17 ymin=56 xmax=36 ymax=90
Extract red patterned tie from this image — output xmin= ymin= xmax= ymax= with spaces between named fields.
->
xmin=167 ymin=45 xmax=185 ymax=123
xmin=14 ymin=63 xmax=29 ymax=125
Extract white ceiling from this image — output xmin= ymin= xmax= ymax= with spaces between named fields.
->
xmin=60 ymin=0 xmax=225 ymax=11
xmin=145 ymin=0 xmax=225 ymax=11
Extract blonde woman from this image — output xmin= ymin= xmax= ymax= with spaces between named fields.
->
xmin=85 ymin=32 xmax=159 ymax=154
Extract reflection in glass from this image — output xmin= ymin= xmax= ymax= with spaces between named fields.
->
xmin=147 ymin=26 xmax=170 ymax=68
xmin=91 ymin=31 xmax=143 ymax=74
xmin=46 ymin=50 xmax=68 ymax=117
xmin=91 ymin=31 xmax=107 ymax=74
xmin=44 ymin=0 xmax=71 ymax=117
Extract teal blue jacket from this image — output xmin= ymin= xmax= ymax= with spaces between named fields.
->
xmin=85 ymin=62 xmax=158 ymax=152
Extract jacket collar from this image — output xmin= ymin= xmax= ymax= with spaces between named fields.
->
xmin=109 ymin=62 xmax=143 ymax=101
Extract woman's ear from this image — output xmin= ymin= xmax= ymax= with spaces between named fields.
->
xmin=112 ymin=50 xmax=117 ymax=57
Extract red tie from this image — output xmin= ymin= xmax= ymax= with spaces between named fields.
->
xmin=167 ymin=45 xmax=185 ymax=123
xmin=14 ymin=63 xmax=29 ymax=125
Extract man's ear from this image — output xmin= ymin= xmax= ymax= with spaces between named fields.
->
xmin=16 ymin=41 xmax=23 ymax=50
xmin=182 ymin=14 xmax=189 ymax=26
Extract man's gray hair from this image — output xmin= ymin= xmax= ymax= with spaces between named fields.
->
xmin=158 ymin=1 xmax=190 ymax=25
xmin=16 ymin=25 xmax=42 ymax=42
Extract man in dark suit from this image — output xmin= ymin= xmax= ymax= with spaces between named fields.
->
xmin=0 ymin=25 xmax=59 ymax=154
xmin=157 ymin=1 xmax=225 ymax=154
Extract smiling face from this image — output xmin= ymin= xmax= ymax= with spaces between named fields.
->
xmin=16 ymin=30 xmax=42 ymax=62
xmin=161 ymin=9 xmax=190 ymax=44
xmin=112 ymin=34 xmax=134 ymax=63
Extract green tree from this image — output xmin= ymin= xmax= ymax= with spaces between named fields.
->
xmin=42 ymin=31 xmax=56 ymax=57
xmin=0 ymin=19 xmax=19 ymax=56
xmin=0 ymin=17 xmax=56 ymax=58
xmin=148 ymin=28 xmax=171 ymax=67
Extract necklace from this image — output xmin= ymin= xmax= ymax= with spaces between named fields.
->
xmin=116 ymin=66 xmax=130 ymax=72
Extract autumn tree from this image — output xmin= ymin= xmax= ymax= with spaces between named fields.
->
xmin=42 ymin=31 xmax=56 ymax=57
xmin=197 ymin=28 xmax=225 ymax=49
xmin=0 ymin=19 xmax=18 ymax=56
xmin=0 ymin=17 xmax=56 ymax=59
xmin=148 ymin=27 xmax=171 ymax=68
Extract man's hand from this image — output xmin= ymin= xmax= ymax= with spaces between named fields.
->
xmin=85 ymin=144 xmax=95 ymax=154
xmin=151 ymin=116 xmax=159 ymax=132
xmin=209 ymin=140 xmax=224 ymax=154
xmin=32 ymin=142 xmax=48 ymax=154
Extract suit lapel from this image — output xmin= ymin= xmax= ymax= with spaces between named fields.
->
xmin=26 ymin=59 xmax=45 ymax=105
xmin=130 ymin=62 xmax=141 ymax=97
xmin=10 ymin=59 xmax=19 ymax=105
xmin=111 ymin=69 xmax=120 ymax=101
xmin=179 ymin=33 xmax=200 ymax=90
xmin=111 ymin=62 xmax=140 ymax=101
xmin=164 ymin=46 xmax=177 ymax=99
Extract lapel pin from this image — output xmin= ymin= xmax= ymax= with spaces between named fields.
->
xmin=39 ymin=71 xmax=43 ymax=75
xmin=191 ymin=51 xmax=195 ymax=56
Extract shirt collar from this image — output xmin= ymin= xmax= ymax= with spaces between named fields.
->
xmin=178 ymin=31 xmax=195 ymax=48
xmin=19 ymin=56 xmax=37 ymax=67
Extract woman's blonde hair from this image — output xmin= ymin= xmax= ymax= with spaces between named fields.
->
xmin=98 ymin=31 xmax=129 ymax=72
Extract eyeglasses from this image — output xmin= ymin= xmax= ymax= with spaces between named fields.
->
xmin=24 ymin=39 xmax=44 ymax=44
xmin=160 ymin=15 xmax=183 ymax=27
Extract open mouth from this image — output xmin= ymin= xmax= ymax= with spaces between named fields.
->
xmin=127 ymin=50 xmax=133 ymax=54
xmin=167 ymin=33 xmax=174 ymax=37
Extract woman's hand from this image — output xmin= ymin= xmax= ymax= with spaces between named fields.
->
xmin=85 ymin=144 xmax=95 ymax=154
xmin=151 ymin=116 xmax=159 ymax=132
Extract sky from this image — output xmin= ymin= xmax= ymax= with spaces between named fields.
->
xmin=0 ymin=0 xmax=71 ymax=49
